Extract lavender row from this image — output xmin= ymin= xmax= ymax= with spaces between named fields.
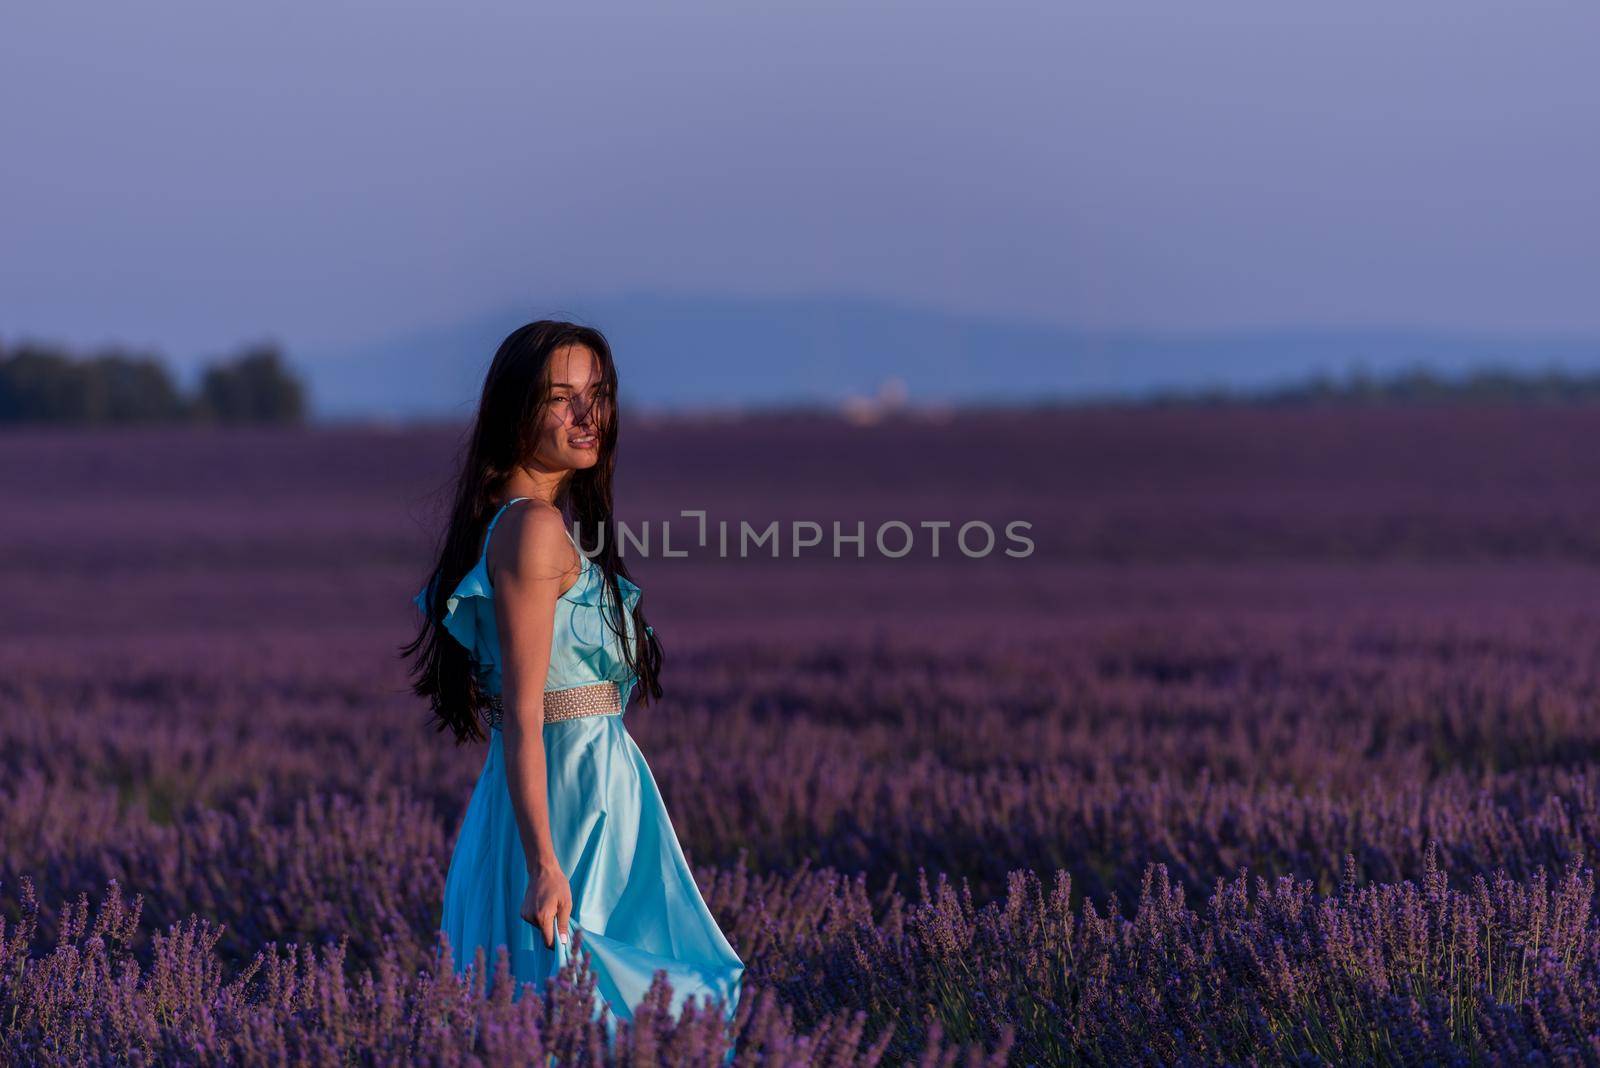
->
xmin=7 ymin=615 xmax=1600 ymax=911
xmin=6 ymin=841 xmax=1597 ymax=1064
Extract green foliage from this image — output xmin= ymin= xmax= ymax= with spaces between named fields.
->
xmin=0 ymin=339 xmax=307 ymax=425
xmin=196 ymin=344 xmax=306 ymax=425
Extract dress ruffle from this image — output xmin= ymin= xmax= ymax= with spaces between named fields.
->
xmin=415 ymin=552 xmax=645 ymax=696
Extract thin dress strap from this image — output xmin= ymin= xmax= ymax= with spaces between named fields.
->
xmin=562 ymin=524 xmax=585 ymax=558
xmin=482 ymin=498 xmax=589 ymax=585
xmin=483 ymin=497 xmax=587 ymax=564
xmin=481 ymin=496 xmax=533 ymax=558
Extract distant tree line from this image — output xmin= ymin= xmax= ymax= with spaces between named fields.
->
xmin=0 ymin=340 xmax=307 ymax=425
xmin=1142 ymin=364 xmax=1600 ymax=408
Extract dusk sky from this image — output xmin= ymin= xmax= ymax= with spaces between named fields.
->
xmin=3 ymin=1 xmax=1597 ymax=387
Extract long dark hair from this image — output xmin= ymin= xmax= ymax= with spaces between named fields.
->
xmin=399 ymin=320 xmax=663 ymax=744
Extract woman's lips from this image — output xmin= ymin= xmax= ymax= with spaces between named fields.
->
xmin=569 ymin=434 xmax=597 ymax=450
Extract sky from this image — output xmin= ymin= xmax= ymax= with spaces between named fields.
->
xmin=2 ymin=1 xmax=1597 ymax=386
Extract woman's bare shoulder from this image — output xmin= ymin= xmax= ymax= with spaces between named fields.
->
xmin=489 ymin=500 xmax=578 ymax=586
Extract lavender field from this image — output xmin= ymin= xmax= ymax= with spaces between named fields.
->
xmin=5 ymin=405 xmax=1600 ymax=1065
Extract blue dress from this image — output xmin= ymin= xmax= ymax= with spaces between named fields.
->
xmin=413 ymin=496 xmax=744 ymax=1032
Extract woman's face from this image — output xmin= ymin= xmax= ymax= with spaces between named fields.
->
xmin=530 ymin=343 xmax=609 ymax=472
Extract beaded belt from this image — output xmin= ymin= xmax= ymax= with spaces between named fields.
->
xmin=483 ymin=681 xmax=621 ymax=730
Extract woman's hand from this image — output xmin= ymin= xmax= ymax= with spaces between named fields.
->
xmin=521 ymin=863 xmax=573 ymax=949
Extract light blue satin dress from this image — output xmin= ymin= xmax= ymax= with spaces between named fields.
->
xmin=413 ymin=496 xmax=744 ymax=1032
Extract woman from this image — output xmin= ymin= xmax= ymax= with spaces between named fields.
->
xmin=401 ymin=321 xmax=744 ymax=1039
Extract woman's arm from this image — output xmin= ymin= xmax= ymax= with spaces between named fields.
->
xmin=489 ymin=502 xmax=583 ymax=949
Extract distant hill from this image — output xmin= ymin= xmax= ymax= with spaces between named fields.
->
xmin=301 ymin=291 xmax=1600 ymax=420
